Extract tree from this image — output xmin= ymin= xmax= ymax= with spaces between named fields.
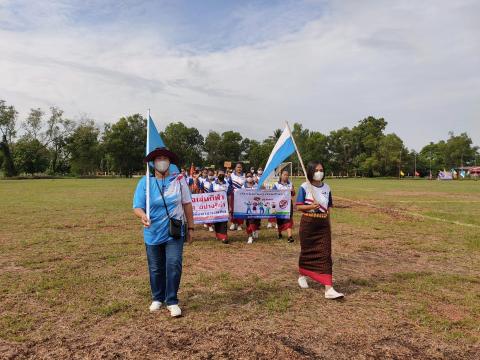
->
xmin=204 ymin=131 xmax=223 ymax=167
xmin=444 ymin=132 xmax=478 ymax=168
xmin=0 ymin=100 xmax=18 ymax=176
xmin=351 ymin=116 xmax=388 ymax=176
xmin=13 ymin=137 xmax=49 ymax=175
xmin=44 ymin=107 xmax=75 ymax=174
xmin=244 ymin=139 xmax=274 ymax=169
xmin=304 ymin=131 xmax=329 ymax=172
xmin=327 ymin=127 xmax=353 ymax=176
xmin=103 ymin=114 xmax=146 ymax=177
xmin=219 ymin=131 xmax=244 ymax=163
xmin=161 ymin=122 xmax=204 ymax=167
xmin=22 ymin=108 xmax=44 ymax=141
xmin=67 ymin=120 xmax=101 ymax=175
xmin=377 ymin=133 xmax=406 ymax=177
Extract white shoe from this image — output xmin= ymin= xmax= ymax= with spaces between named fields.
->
xmin=267 ymin=223 xmax=272 ymax=229
xmin=149 ymin=301 xmax=162 ymax=312
xmin=298 ymin=276 xmax=309 ymax=289
xmin=230 ymin=224 xmax=236 ymax=230
xmin=247 ymin=236 xmax=253 ymax=244
xmin=167 ymin=304 xmax=182 ymax=317
xmin=325 ymin=287 xmax=344 ymax=300
xmin=208 ymin=226 xmax=214 ymax=232
xmin=237 ymin=226 xmax=242 ymax=231
xmin=253 ymin=230 xmax=259 ymax=239
xmin=203 ymin=224 xmax=208 ymax=228
xmin=275 ymin=224 xmax=278 ymax=229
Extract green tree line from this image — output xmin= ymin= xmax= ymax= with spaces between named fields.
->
xmin=1 ymin=99 xmax=478 ymax=178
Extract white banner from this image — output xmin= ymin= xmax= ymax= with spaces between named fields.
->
xmin=191 ymin=191 xmax=229 ymax=224
xmin=233 ymin=189 xmax=291 ymax=219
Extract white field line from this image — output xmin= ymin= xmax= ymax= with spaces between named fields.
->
xmin=335 ymin=196 xmax=480 ymax=229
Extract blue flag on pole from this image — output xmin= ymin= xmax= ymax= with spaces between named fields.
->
xmin=257 ymin=125 xmax=295 ymax=188
xmin=147 ymin=115 xmax=179 ymax=175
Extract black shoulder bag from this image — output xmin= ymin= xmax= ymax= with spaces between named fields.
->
xmin=155 ymin=178 xmax=183 ymax=239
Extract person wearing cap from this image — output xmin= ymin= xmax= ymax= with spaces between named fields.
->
xmin=132 ymin=147 xmax=195 ymax=317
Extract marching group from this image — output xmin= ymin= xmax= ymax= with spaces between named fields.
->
xmin=133 ymin=147 xmax=344 ymax=318
xmin=178 ymin=162 xmax=295 ymax=245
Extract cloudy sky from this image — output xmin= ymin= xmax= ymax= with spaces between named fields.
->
xmin=1 ymin=0 xmax=479 ymax=150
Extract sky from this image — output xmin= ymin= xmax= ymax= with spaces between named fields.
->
xmin=0 ymin=0 xmax=479 ymax=150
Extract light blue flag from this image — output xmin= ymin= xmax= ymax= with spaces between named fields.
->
xmin=257 ymin=125 xmax=296 ymax=188
xmin=147 ymin=115 xmax=179 ymax=175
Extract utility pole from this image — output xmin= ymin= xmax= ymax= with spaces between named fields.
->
xmin=399 ymin=150 xmax=402 ymax=179
xmin=414 ymin=152 xmax=417 ymax=177
xmin=429 ymin=150 xmax=432 ymax=179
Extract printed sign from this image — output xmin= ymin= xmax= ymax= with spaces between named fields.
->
xmin=233 ymin=189 xmax=291 ymax=219
xmin=191 ymin=191 xmax=229 ymax=224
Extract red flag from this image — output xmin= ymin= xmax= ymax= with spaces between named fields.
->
xmin=415 ymin=171 xmax=420 ymax=177
xmin=189 ymin=163 xmax=195 ymax=176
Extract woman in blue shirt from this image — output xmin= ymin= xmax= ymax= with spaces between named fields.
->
xmin=133 ymin=147 xmax=194 ymax=317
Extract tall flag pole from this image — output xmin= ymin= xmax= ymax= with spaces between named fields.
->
xmin=146 ymin=109 xmax=151 ymax=220
xmin=284 ymin=121 xmax=318 ymax=200
xmin=256 ymin=123 xmax=296 ymax=189
xmin=145 ymin=111 xmax=181 ymax=220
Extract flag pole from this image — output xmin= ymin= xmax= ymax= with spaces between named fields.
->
xmin=285 ymin=121 xmax=318 ymax=202
xmin=146 ymin=109 xmax=151 ymax=221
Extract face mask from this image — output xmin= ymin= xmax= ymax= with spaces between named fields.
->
xmin=208 ymin=175 xmax=215 ymax=180
xmin=154 ymin=160 xmax=170 ymax=173
xmin=257 ymin=171 xmax=263 ymax=175
xmin=246 ymin=177 xmax=253 ymax=182
xmin=218 ymin=175 xmax=225 ymax=181
xmin=313 ymin=171 xmax=324 ymax=181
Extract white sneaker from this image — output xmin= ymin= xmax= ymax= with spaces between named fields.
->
xmin=247 ymin=236 xmax=253 ymax=244
xmin=208 ymin=226 xmax=214 ymax=232
xmin=298 ymin=276 xmax=309 ymax=289
xmin=253 ymin=230 xmax=259 ymax=239
xmin=325 ymin=287 xmax=344 ymax=300
xmin=203 ymin=224 xmax=208 ymax=229
xmin=230 ymin=224 xmax=236 ymax=230
xmin=267 ymin=223 xmax=272 ymax=229
xmin=237 ymin=226 xmax=242 ymax=231
xmin=167 ymin=304 xmax=182 ymax=317
xmin=149 ymin=301 xmax=162 ymax=312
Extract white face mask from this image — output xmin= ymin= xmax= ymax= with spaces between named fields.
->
xmin=257 ymin=171 xmax=263 ymax=175
xmin=246 ymin=177 xmax=253 ymax=183
xmin=154 ymin=159 xmax=170 ymax=173
xmin=208 ymin=175 xmax=215 ymax=180
xmin=313 ymin=171 xmax=324 ymax=181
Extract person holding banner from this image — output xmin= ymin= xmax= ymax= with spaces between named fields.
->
xmin=243 ymin=171 xmax=261 ymax=244
xmin=273 ymin=169 xmax=295 ymax=243
xmin=295 ymin=161 xmax=344 ymax=300
xmin=132 ymin=147 xmax=195 ymax=317
xmin=196 ymin=168 xmax=208 ymax=194
xmin=228 ymin=162 xmax=245 ymax=231
xmin=209 ymin=169 xmax=232 ymax=244
xmin=202 ymin=168 xmax=217 ymax=233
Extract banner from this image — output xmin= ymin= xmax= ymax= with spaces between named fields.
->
xmin=233 ymin=189 xmax=291 ymax=219
xmin=438 ymin=171 xmax=453 ymax=180
xmin=191 ymin=191 xmax=229 ymax=224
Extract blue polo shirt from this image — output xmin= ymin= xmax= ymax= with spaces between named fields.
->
xmin=133 ymin=174 xmax=192 ymax=245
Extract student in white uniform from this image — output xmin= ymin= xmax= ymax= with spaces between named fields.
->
xmin=228 ymin=162 xmax=246 ymax=231
xmin=272 ymin=170 xmax=295 ymax=243
xmin=243 ymin=171 xmax=260 ymax=244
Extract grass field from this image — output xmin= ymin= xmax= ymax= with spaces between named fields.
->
xmin=0 ymin=178 xmax=479 ymax=359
